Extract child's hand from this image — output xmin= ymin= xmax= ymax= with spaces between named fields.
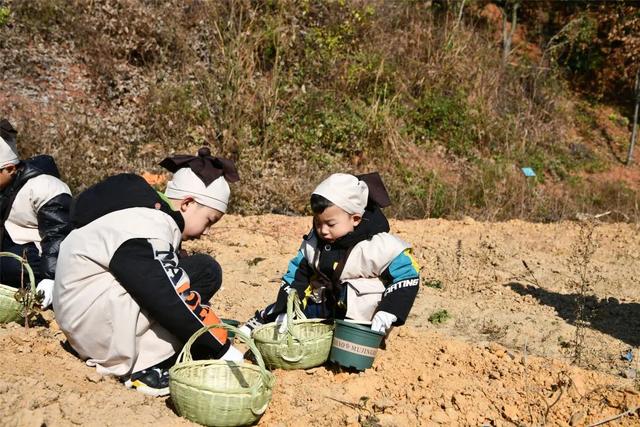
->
xmin=276 ymin=313 xmax=288 ymax=334
xmin=36 ymin=279 xmax=55 ymax=309
xmin=220 ymin=344 xmax=244 ymax=362
xmin=371 ymin=311 xmax=397 ymax=334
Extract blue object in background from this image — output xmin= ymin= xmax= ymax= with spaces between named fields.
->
xmin=521 ymin=167 xmax=536 ymax=177
xmin=622 ymin=349 xmax=634 ymax=362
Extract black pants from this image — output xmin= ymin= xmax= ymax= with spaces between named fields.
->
xmin=0 ymin=235 xmax=44 ymax=288
xmin=172 ymin=252 xmax=224 ymax=362
xmin=179 ymin=253 xmax=222 ymax=303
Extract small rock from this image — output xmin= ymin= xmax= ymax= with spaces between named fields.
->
xmin=9 ymin=335 xmax=24 ymax=344
xmin=333 ymin=372 xmax=351 ymax=382
xmin=49 ymin=319 xmax=61 ymax=332
xmin=373 ymin=397 xmax=395 ymax=412
xmin=488 ymin=343 xmax=506 ymax=358
xmin=621 ymin=368 xmax=637 ymax=379
xmin=502 ymin=403 xmax=518 ymax=421
xmin=85 ymin=372 xmax=103 ymax=383
xmin=376 ymin=413 xmax=413 ymax=427
xmin=444 ymin=407 xmax=458 ymax=420
xmin=489 ymin=371 xmax=500 ymax=380
xmin=397 ymin=327 xmax=417 ymax=338
xmin=430 ymin=411 xmax=449 ymax=424
xmin=569 ymin=411 xmax=585 ymax=426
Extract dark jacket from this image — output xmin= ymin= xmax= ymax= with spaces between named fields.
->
xmin=0 ymin=155 xmax=72 ymax=284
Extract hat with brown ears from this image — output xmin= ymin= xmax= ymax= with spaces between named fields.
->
xmin=160 ymin=147 xmax=239 ymax=213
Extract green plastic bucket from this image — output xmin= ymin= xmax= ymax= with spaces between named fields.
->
xmin=221 ymin=319 xmax=240 ymax=338
xmin=329 ymin=320 xmax=385 ymax=371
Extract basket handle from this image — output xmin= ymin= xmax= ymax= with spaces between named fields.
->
xmin=280 ymin=292 xmax=306 ymax=363
xmin=0 ymin=252 xmax=36 ymax=298
xmin=250 ymin=389 xmax=271 ymax=415
xmin=176 ymin=323 xmax=273 ymax=389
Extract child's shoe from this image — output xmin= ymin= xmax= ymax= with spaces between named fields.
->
xmin=238 ymin=310 xmax=267 ymax=336
xmin=124 ymin=367 xmax=170 ymax=397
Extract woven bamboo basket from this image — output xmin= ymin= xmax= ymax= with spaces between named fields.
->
xmin=169 ymin=323 xmax=276 ymax=427
xmin=0 ymin=252 xmax=36 ymax=324
xmin=252 ymin=292 xmax=335 ymax=370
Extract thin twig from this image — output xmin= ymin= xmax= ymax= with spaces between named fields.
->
xmin=20 ymin=250 xmax=29 ymax=329
xmin=521 ymin=260 xmax=540 ymax=287
xmin=587 ymin=406 xmax=639 ymax=427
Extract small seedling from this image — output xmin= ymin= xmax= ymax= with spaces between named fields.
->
xmin=247 ymin=257 xmax=266 ymax=266
xmin=423 ymin=278 xmax=443 ymax=289
xmin=566 ymin=219 xmax=601 ymax=365
xmin=428 ymin=309 xmax=451 ymax=324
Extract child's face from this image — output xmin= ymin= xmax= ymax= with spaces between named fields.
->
xmin=313 ymin=205 xmax=362 ymax=243
xmin=179 ymin=199 xmax=224 ymax=240
xmin=0 ymin=165 xmax=17 ymax=190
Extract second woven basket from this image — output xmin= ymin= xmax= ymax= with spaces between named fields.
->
xmin=252 ymin=292 xmax=334 ymax=370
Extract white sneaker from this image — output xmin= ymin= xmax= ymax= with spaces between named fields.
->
xmin=238 ymin=311 xmax=267 ymax=336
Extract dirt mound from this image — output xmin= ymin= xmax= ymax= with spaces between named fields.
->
xmin=1 ymin=215 xmax=639 ymax=426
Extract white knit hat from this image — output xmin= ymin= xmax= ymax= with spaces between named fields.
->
xmin=0 ymin=120 xmax=19 ymax=168
xmin=165 ymin=168 xmax=231 ymax=213
xmin=312 ymin=173 xmax=369 ymax=215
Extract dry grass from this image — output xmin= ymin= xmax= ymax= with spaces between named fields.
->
xmin=2 ymin=0 xmax=638 ymax=220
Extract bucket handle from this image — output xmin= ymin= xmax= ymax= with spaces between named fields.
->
xmin=0 ymin=252 xmax=36 ymax=303
xmin=176 ymin=323 xmax=274 ymax=392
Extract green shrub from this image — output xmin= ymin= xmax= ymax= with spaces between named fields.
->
xmin=405 ymin=90 xmax=477 ymax=157
xmin=428 ymin=309 xmax=451 ymax=324
xmin=0 ymin=6 xmax=10 ymax=27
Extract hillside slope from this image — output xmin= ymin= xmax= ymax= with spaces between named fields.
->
xmin=0 ymin=0 xmax=639 ymax=220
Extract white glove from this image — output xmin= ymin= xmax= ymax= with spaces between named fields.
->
xmin=36 ymin=279 xmax=55 ymax=309
xmin=371 ymin=311 xmax=397 ymax=334
xmin=237 ymin=324 xmax=253 ymax=337
xmin=220 ymin=344 xmax=244 ymax=362
xmin=276 ymin=313 xmax=288 ymax=334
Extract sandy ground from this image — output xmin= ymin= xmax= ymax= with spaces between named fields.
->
xmin=1 ymin=215 xmax=639 ymax=426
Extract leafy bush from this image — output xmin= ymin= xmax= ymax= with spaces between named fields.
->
xmin=0 ymin=6 xmax=10 ymax=27
xmin=428 ymin=309 xmax=451 ymax=324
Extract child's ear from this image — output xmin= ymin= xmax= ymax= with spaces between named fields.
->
xmin=352 ymin=214 xmax=363 ymax=226
xmin=4 ymin=165 xmax=16 ymax=175
xmin=179 ymin=197 xmax=196 ymax=212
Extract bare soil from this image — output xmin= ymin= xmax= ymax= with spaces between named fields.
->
xmin=1 ymin=215 xmax=639 ymax=426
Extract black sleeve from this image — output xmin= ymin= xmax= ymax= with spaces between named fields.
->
xmin=377 ymin=250 xmax=421 ymax=325
xmin=265 ymin=250 xmax=313 ymax=320
xmin=109 ymin=238 xmax=230 ymax=358
xmin=37 ymin=193 xmax=73 ymax=280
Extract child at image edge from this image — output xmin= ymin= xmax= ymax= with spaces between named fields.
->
xmin=0 ymin=119 xmax=72 ymax=307
xmin=240 ymin=172 xmax=420 ymax=336
xmin=54 ymin=148 xmax=243 ymax=397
